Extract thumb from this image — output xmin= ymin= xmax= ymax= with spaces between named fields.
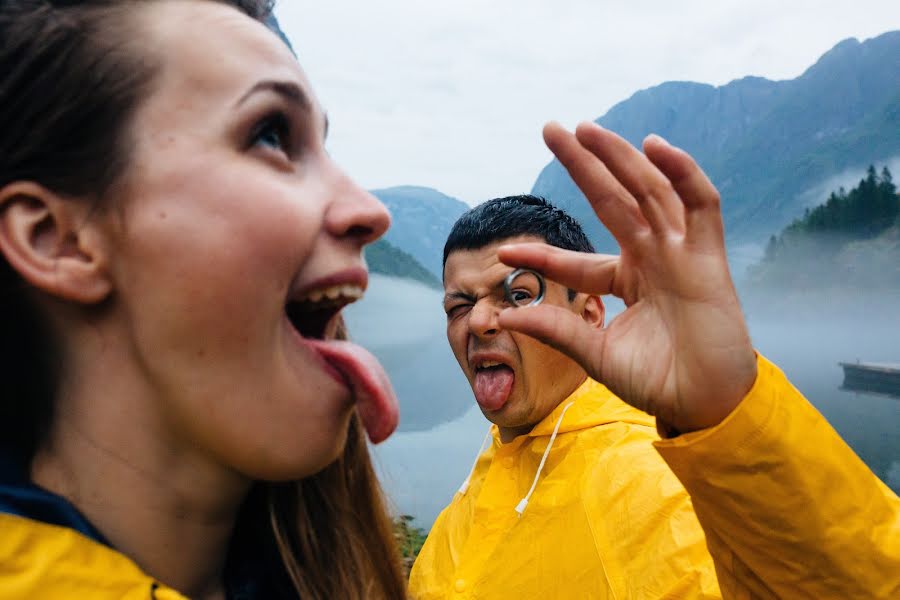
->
xmin=498 ymin=303 xmax=603 ymax=377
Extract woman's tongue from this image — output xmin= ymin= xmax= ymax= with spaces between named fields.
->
xmin=306 ymin=339 xmax=399 ymax=444
xmin=473 ymin=366 xmax=514 ymax=411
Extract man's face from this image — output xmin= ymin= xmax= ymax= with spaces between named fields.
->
xmin=443 ymin=235 xmax=604 ymax=439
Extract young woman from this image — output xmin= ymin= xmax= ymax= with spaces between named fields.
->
xmin=0 ymin=1 xmax=407 ymax=598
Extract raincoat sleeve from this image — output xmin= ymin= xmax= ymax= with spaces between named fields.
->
xmin=654 ymin=355 xmax=900 ymax=599
xmin=583 ymin=428 xmax=722 ymax=599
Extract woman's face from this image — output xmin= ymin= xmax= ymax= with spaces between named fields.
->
xmin=99 ymin=0 xmax=397 ymax=480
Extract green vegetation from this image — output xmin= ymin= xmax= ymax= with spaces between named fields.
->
xmin=748 ymin=165 xmax=900 ymax=290
xmin=767 ymin=166 xmax=898 ymax=246
xmin=365 ymin=239 xmax=442 ymax=290
xmin=393 ymin=514 xmax=427 ymax=577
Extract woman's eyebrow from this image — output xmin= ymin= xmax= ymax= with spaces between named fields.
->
xmin=237 ymin=79 xmax=328 ymax=138
xmin=236 ymin=79 xmax=311 ymax=111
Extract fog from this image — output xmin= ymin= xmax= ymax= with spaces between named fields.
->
xmin=346 ymin=274 xmax=900 ymax=529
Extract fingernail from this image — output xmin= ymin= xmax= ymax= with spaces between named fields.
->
xmin=646 ymin=133 xmax=670 ymax=146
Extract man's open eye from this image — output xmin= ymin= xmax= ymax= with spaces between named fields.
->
xmin=510 ymin=289 xmax=533 ymax=304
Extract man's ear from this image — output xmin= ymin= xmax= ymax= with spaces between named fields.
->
xmin=580 ymin=294 xmax=605 ymax=329
xmin=0 ymin=182 xmax=112 ymax=304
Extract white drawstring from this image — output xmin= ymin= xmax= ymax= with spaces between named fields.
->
xmin=514 ymin=402 xmax=574 ymax=517
xmin=457 ymin=429 xmax=493 ymax=495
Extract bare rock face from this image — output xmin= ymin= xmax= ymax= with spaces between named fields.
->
xmin=532 ymin=31 xmax=900 ymax=253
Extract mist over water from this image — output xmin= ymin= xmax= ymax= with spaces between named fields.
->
xmin=345 ymin=275 xmax=473 ymax=430
xmin=742 ymin=288 xmax=900 ymax=494
xmin=347 ymin=275 xmax=900 ymax=529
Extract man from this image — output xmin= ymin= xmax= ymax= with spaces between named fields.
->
xmin=410 ymin=122 xmax=897 ymax=599
xmin=409 ymin=194 xmax=721 ymax=599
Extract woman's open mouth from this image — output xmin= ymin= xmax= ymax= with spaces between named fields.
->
xmin=284 ymin=284 xmax=363 ymax=340
xmin=282 ymin=281 xmax=399 ymax=444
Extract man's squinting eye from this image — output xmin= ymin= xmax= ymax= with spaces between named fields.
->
xmin=250 ymin=112 xmax=291 ymax=153
xmin=510 ymin=289 xmax=533 ymax=304
xmin=445 ymin=304 xmax=472 ymax=319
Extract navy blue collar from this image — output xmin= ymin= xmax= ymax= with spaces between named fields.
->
xmin=0 ymin=454 xmax=293 ymax=599
xmin=0 ymin=454 xmax=107 ymax=544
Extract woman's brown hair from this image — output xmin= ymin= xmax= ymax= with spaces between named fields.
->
xmin=0 ymin=1 xmax=407 ymax=597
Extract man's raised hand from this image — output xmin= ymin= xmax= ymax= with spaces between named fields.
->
xmin=497 ymin=122 xmax=757 ymax=433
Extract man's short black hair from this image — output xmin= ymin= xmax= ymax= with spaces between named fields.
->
xmin=443 ymin=195 xmax=594 ymax=269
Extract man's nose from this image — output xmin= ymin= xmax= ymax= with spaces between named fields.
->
xmin=468 ymin=299 xmax=501 ymax=338
xmin=324 ymin=171 xmax=391 ymax=246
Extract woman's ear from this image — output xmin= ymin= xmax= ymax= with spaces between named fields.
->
xmin=581 ymin=294 xmax=605 ymax=329
xmin=0 ymin=182 xmax=112 ymax=304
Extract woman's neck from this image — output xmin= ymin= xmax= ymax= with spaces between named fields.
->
xmin=30 ymin=378 xmax=252 ymax=600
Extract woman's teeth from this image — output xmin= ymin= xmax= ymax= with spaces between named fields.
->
xmin=286 ymin=285 xmax=365 ymax=340
xmin=298 ymin=284 xmax=364 ymax=304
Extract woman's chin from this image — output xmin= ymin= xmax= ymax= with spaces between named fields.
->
xmin=237 ymin=420 xmax=352 ymax=482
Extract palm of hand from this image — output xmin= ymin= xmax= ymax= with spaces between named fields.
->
xmin=498 ymin=122 xmax=757 ymax=433
xmin=600 ymin=250 xmax=754 ymax=431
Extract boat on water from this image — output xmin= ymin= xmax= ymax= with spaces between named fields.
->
xmin=839 ymin=362 xmax=900 ymax=398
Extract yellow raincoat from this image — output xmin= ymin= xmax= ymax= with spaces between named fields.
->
xmin=0 ymin=512 xmax=187 ymax=599
xmin=655 ymin=356 xmax=900 ymax=599
xmin=409 ymin=377 xmax=721 ymax=599
xmin=0 ymin=460 xmax=293 ymax=598
xmin=409 ymin=355 xmax=900 ymax=599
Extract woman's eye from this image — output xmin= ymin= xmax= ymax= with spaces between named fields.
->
xmin=251 ymin=114 xmax=291 ymax=153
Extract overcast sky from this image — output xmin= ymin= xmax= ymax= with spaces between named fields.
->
xmin=275 ymin=1 xmax=900 ymax=205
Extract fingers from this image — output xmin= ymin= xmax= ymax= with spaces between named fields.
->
xmin=497 ymin=243 xmax=619 ymax=296
xmin=642 ymin=135 xmax=725 ymax=248
xmin=543 ymin=122 xmax=649 ymax=246
xmin=497 ymin=303 xmax=603 ymax=377
xmin=575 ymin=122 xmax=685 ymax=235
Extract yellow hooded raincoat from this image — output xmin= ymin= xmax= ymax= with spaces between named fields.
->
xmin=410 ymin=377 xmax=721 ymax=599
xmin=0 ymin=511 xmax=188 ymax=599
xmin=409 ymin=355 xmax=900 ymax=599
xmin=0 ymin=460 xmax=294 ymax=598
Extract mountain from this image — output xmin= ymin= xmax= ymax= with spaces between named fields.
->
xmin=532 ymin=31 xmax=900 ymax=254
xmin=365 ymin=239 xmax=442 ymax=290
xmin=372 ymin=186 xmax=470 ymax=278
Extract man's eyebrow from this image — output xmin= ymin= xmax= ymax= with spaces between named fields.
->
xmin=443 ymin=291 xmax=476 ymax=305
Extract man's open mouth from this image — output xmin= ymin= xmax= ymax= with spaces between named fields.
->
xmin=471 ymin=358 xmax=515 ymax=410
xmin=474 ymin=360 xmax=511 ymax=373
xmin=285 ymin=284 xmax=363 ymax=340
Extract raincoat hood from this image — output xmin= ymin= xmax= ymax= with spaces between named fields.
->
xmin=525 ymin=377 xmax=654 ymax=436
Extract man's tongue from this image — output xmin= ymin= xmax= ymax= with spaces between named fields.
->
xmin=307 ymin=340 xmax=398 ymax=444
xmin=473 ymin=366 xmax=514 ymax=411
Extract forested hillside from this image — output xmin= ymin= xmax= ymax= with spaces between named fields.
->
xmin=364 ymin=239 xmax=442 ymax=290
xmin=748 ymin=165 xmax=899 ymax=290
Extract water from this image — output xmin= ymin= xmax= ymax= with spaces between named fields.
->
xmin=346 ymin=275 xmax=900 ymax=530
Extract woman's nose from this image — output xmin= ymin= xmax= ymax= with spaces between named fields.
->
xmin=325 ymin=173 xmax=391 ymax=246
